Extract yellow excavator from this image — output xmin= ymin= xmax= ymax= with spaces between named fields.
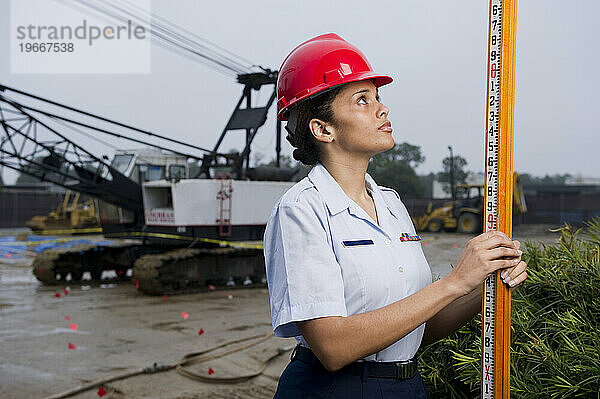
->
xmin=413 ymin=173 xmax=527 ymax=234
xmin=25 ymin=190 xmax=100 ymax=234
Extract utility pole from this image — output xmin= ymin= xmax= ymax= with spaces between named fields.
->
xmin=448 ymin=145 xmax=456 ymax=201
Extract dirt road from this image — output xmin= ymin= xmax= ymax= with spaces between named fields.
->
xmin=0 ymin=225 xmax=559 ymax=399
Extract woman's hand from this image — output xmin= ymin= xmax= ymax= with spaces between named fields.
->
xmin=445 ymin=230 xmax=527 ymax=296
xmin=501 ymin=239 xmax=528 ymax=290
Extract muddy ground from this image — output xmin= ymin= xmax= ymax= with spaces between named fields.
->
xmin=0 ymin=225 xmax=560 ymax=399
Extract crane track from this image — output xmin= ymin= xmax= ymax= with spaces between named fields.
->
xmin=32 ymin=241 xmax=267 ymax=295
xmin=132 ymin=247 xmax=267 ymax=295
xmin=32 ymin=241 xmax=140 ymax=285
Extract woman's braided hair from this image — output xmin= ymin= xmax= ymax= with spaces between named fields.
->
xmin=285 ymin=85 xmax=344 ymax=166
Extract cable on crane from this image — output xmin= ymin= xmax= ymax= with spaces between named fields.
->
xmin=107 ymin=0 xmax=257 ymax=71
xmin=54 ymin=0 xmax=257 ymax=77
xmin=0 ymin=87 xmax=221 ymax=158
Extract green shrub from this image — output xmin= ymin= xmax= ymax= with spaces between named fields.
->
xmin=418 ymin=218 xmax=600 ymax=398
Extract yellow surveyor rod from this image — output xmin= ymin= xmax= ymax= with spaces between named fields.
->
xmin=481 ymin=0 xmax=517 ymax=398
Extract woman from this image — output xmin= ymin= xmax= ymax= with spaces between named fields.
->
xmin=264 ymin=33 xmax=527 ymax=399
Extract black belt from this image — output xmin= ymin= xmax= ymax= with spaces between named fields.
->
xmin=290 ymin=345 xmax=417 ymax=380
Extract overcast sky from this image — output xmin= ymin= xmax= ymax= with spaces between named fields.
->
xmin=1 ymin=0 xmax=598 ymax=184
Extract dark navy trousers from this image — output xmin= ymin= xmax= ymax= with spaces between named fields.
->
xmin=273 ymin=355 xmax=430 ymax=399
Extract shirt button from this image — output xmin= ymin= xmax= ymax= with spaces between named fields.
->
xmin=384 ymin=238 xmax=391 ymax=245
xmin=398 ymin=266 xmax=404 ymax=273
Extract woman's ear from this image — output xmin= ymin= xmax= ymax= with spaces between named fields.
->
xmin=309 ymin=118 xmax=334 ymax=143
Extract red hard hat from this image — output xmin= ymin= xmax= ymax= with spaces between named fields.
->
xmin=276 ymin=33 xmax=393 ymax=121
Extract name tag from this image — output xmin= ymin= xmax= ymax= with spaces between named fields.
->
xmin=342 ymin=239 xmax=374 ymax=247
xmin=399 ymin=233 xmax=422 ymax=242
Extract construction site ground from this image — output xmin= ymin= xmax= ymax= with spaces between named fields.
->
xmin=0 ymin=224 xmax=560 ymax=399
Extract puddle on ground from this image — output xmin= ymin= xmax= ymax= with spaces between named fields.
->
xmin=0 ymin=327 xmax=90 ymax=341
xmin=0 ymin=363 xmax=55 ymax=379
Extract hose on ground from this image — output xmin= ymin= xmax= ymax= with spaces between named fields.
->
xmin=42 ymin=332 xmax=294 ymax=399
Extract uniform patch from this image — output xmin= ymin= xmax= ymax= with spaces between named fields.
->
xmin=399 ymin=233 xmax=422 ymax=242
xmin=342 ymin=239 xmax=375 ymax=247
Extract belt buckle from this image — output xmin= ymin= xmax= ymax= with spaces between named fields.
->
xmin=395 ymin=360 xmax=414 ymax=380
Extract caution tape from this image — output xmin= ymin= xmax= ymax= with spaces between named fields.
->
xmin=0 ymin=229 xmax=263 ymax=250
xmin=102 ymin=231 xmax=264 ymax=250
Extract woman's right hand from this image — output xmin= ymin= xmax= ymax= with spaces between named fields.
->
xmin=444 ymin=230 xmax=522 ymax=296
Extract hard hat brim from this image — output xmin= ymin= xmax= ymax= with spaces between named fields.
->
xmin=277 ymin=72 xmax=393 ymax=121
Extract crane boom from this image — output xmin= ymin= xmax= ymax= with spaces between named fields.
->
xmin=0 ymin=91 xmax=143 ymax=216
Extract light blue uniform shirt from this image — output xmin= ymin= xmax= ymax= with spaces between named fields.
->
xmin=263 ymin=162 xmax=432 ymax=362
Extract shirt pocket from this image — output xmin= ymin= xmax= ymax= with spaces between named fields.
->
xmin=333 ymin=238 xmax=371 ymax=313
xmin=394 ymin=239 xmax=430 ymax=293
xmin=336 ymin=238 xmax=405 ymax=312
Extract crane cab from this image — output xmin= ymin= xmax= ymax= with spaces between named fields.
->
xmin=98 ymin=149 xmax=190 ymax=225
xmin=110 ymin=148 xmax=189 ymax=183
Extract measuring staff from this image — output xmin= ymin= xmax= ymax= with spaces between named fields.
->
xmin=482 ymin=0 xmax=519 ymax=397
xmin=264 ymin=33 xmax=528 ymax=399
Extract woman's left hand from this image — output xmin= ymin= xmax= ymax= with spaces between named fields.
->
xmin=500 ymin=240 xmax=528 ymax=289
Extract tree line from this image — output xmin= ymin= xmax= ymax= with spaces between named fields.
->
xmin=255 ymin=143 xmax=575 ymax=199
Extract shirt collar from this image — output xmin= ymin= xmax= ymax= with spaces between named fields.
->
xmin=365 ymin=173 xmax=400 ymax=220
xmin=308 ymin=162 xmax=398 ymax=219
